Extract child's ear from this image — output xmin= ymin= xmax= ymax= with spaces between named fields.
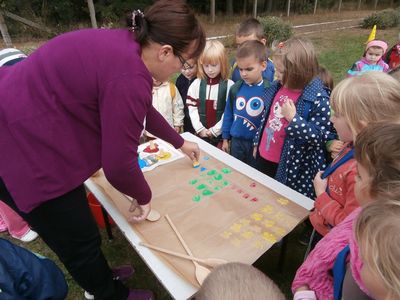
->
xmin=261 ymin=60 xmax=267 ymax=71
xmin=158 ymin=45 xmax=174 ymax=62
xmin=260 ymin=38 xmax=267 ymax=45
xmin=359 ymin=120 xmax=368 ymax=129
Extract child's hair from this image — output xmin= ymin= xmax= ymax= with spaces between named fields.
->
xmin=273 ymin=37 xmax=319 ymax=90
xmin=354 ymin=122 xmax=400 ymax=201
xmin=330 ymin=71 xmax=400 ymax=135
xmin=364 ymin=39 xmax=388 ymax=57
xmin=355 ymin=200 xmax=400 ymax=299
xmin=194 ymin=262 xmax=285 ymax=300
xmin=236 ymin=40 xmax=267 ymax=63
xmin=389 ymin=65 xmax=400 ymax=81
xmin=197 ymin=40 xmax=229 ymax=80
xmin=235 ymin=18 xmax=264 ymax=40
xmin=318 ymin=66 xmax=334 ymax=90
xmin=127 ymin=0 xmax=205 ymax=60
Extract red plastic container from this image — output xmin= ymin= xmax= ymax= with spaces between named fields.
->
xmin=87 ymin=192 xmax=115 ymax=228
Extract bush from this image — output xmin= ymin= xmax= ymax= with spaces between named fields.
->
xmin=361 ymin=9 xmax=400 ymax=29
xmin=257 ymin=16 xmax=293 ymax=46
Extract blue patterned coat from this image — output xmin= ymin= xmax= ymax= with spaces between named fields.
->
xmin=254 ymin=77 xmax=333 ymax=198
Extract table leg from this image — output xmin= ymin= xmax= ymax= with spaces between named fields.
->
xmin=277 ymin=235 xmax=288 ymax=272
xmin=101 ymin=206 xmax=114 ymax=241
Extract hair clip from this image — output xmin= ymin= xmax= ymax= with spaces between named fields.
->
xmin=132 ymin=9 xmax=144 ymax=32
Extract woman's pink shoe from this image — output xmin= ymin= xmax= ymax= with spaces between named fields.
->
xmin=112 ymin=265 xmax=135 ymax=281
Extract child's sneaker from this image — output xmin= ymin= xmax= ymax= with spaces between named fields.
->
xmin=17 ymin=229 xmax=38 ymax=242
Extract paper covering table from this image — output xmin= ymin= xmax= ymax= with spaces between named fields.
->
xmin=85 ymin=132 xmax=314 ymax=300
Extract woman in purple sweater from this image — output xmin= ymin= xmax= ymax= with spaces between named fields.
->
xmin=0 ymin=1 xmax=205 ymax=299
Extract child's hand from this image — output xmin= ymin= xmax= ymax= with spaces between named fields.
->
xmin=253 ymin=146 xmax=257 ymax=158
xmin=313 ymin=171 xmax=328 ymax=197
xmin=281 ymin=99 xmax=297 ymax=122
xmin=206 ymin=129 xmax=213 ymax=137
xmin=174 ymin=126 xmax=182 ymax=133
xmin=199 ymin=129 xmax=209 ymax=138
xmin=222 ymin=140 xmax=230 ymax=153
xmin=329 ymin=139 xmax=344 ymax=153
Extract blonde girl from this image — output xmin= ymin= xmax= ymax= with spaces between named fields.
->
xmin=253 ymin=37 xmax=332 ymax=199
xmin=187 ymin=40 xmax=234 ymax=145
xmin=292 ymin=120 xmax=400 ymax=299
xmin=354 ymin=200 xmax=400 ymax=300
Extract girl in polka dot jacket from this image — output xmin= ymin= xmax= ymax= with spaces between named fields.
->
xmin=253 ymin=37 xmax=333 ymax=199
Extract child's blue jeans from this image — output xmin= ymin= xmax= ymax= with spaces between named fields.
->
xmin=230 ymin=138 xmax=256 ymax=167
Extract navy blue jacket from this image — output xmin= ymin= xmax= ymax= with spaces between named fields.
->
xmin=0 ymin=238 xmax=67 ymax=300
xmin=254 ymin=77 xmax=333 ymax=198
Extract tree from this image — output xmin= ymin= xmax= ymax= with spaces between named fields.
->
xmin=226 ymin=0 xmax=233 ymax=16
xmin=0 ymin=11 xmax=12 ymax=47
xmin=210 ymin=0 xmax=215 ymax=24
xmin=87 ymin=0 xmax=97 ymax=28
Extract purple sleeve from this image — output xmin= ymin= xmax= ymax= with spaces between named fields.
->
xmin=99 ymin=74 xmax=149 ymax=205
xmin=145 ymin=106 xmax=184 ymax=149
xmin=99 ymin=73 xmax=184 ymax=205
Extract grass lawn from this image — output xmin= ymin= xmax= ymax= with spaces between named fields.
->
xmin=2 ymin=17 xmax=399 ymax=300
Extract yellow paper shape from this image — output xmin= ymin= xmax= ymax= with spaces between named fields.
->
xmin=238 ymin=218 xmax=250 ymax=226
xmin=262 ymin=205 xmax=274 ymax=214
xmin=231 ymin=237 xmax=241 ymax=247
xmin=264 ymin=219 xmax=275 ymax=228
xmin=253 ymin=240 xmax=266 ymax=249
xmin=251 ymin=212 xmax=263 ymax=221
xmin=241 ymin=231 xmax=255 ymax=239
xmin=262 ymin=231 xmax=277 ymax=243
xmin=230 ymin=223 xmax=242 ymax=233
xmin=221 ymin=231 xmax=232 ymax=239
xmin=277 ymin=197 xmax=289 ymax=205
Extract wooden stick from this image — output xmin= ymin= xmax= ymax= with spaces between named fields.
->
xmin=165 ymin=214 xmax=194 ymax=257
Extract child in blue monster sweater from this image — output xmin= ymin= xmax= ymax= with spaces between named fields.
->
xmin=222 ymin=40 xmax=269 ymax=166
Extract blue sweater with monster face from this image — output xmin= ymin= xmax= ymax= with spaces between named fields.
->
xmin=222 ymin=80 xmax=266 ymax=141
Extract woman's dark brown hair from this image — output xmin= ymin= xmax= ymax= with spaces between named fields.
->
xmin=128 ymin=0 xmax=205 ymax=60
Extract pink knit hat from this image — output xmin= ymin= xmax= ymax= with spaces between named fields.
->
xmin=366 ymin=40 xmax=388 ymax=53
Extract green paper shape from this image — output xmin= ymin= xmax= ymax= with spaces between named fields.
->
xmin=207 ymin=170 xmax=217 ymax=175
xmin=189 ymin=179 xmax=198 ymax=185
xmin=214 ymin=174 xmax=223 ymax=180
xmin=221 ymin=168 xmax=232 ymax=174
xmin=202 ymin=189 xmax=213 ymax=196
xmin=192 ymin=195 xmax=201 ymax=202
xmin=196 ymin=184 xmax=207 ymax=190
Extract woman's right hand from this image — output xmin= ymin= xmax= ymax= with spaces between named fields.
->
xmin=128 ymin=202 xmax=151 ymax=223
xmin=180 ymin=140 xmax=200 ymax=162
